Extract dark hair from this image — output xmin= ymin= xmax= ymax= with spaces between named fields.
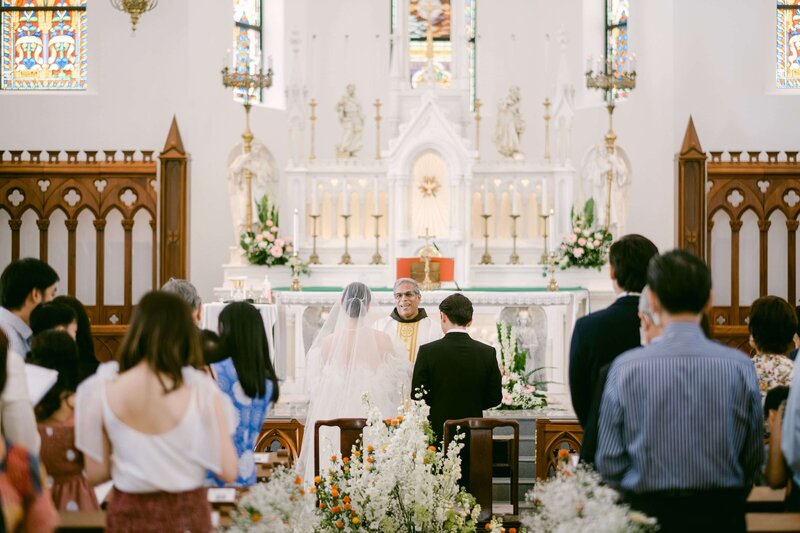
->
xmin=749 ymin=296 xmax=798 ymax=355
xmin=439 ymin=293 xmax=473 ymax=326
xmin=218 ymin=302 xmax=279 ymax=402
xmin=201 ymin=329 xmax=227 ymax=365
xmin=647 ymin=250 xmax=711 ymax=315
xmin=341 ymin=282 xmax=371 ymax=319
xmin=27 ymin=330 xmax=79 ymax=422
xmin=764 ymin=386 xmax=790 ymax=418
xmin=30 ymin=302 xmax=76 ymax=336
xmin=795 ymin=306 xmax=800 ymax=336
xmin=118 ymin=291 xmax=202 ymax=393
xmin=0 ymin=258 xmax=59 ymax=310
xmin=609 ymin=235 xmax=659 ymax=293
xmin=53 ymin=295 xmax=99 ymax=382
xmin=0 ymin=330 xmax=8 ymax=395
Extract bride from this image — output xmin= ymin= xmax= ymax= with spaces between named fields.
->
xmin=296 ymin=282 xmax=411 ymax=484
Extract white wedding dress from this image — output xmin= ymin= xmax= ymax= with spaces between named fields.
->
xmin=296 ymin=283 xmax=411 ymax=484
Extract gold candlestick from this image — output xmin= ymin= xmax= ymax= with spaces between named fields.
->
xmin=374 ymin=99 xmax=382 ymax=160
xmin=480 ymin=214 xmax=493 ymax=265
xmin=474 ymin=98 xmax=482 ymax=159
xmin=543 ymin=97 xmax=552 ymax=164
xmin=539 ymin=212 xmax=552 ymax=264
xmin=308 ymin=214 xmax=321 ymax=264
xmin=339 ymin=214 xmax=352 ymax=265
xmin=309 ymin=98 xmax=317 ymax=163
xmin=290 ymin=252 xmax=302 ymax=291
xmin=547 ymin=252 xmax=559 ymax=292
xmin=370 ymin=214 xmax=384 ymax=264
xmin=509 ymin=214 xmax=520 ymax=265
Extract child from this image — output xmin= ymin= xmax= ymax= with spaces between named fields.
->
xmin=27 ymin=330 xmax=99 ymax=512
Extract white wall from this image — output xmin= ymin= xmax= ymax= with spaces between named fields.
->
xmin=1 ymin=0 xmax=796 ymax=302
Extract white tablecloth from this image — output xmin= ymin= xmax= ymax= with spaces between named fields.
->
xmin=200 ymin=302 xmax=279 ymax=370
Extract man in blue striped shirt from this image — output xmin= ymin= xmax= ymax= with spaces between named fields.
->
xmin=596 ymin=250 xmax=762 ymax=533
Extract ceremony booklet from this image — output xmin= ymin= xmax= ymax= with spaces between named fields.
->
xmin=24 ymin=363 xmax=58 ymax=405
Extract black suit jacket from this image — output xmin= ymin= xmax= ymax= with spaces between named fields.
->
xmin=568 ymin=295 xmax=641 ymax=462
xmin=411 ymin=332 xmax=503 ymax=442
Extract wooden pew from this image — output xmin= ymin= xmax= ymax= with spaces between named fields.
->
xmin=57 ymin=510 xmax=105 ymax=532
xmin=746 ymin=512 xmax=800 ymax=532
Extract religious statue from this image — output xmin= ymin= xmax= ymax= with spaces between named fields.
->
xmin=226 ymin=140 xmax=277 ymax=243
xmin=493 ymin=86 xmax=525 ymax=160
xmin=580 ymin=141 xmax=632 ymax=235
xmin=335 ymin=84 xmax=364 ymax=158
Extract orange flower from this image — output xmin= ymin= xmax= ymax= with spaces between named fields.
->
xmin=294 ymin=475 xmax=302 ymax=485
xmin=367 ymin=457 xmax=375 ymax=463
xmin=367 ymin=445 xmax=375 ymax=453
xmin=251 ymin=512 xmax=262 ymax=522
xmin=331 ymin=455 xmax=338 ymax=462
xmin=396 ymin=415 xmax=404 ymax=421
xmin=428 ymin=446 xmax=436 ymax=452
xmin=310 ymin=487 xmax=317 ymax=493
xmin=319 ymin=502 xmax=326 ymax=510
xmin=342 ymin=457 xmax=350 ymax=463
xmin=336 ymin=520 xmax=344 ymax=529
xmin=509 ymin=529 xmax=517 ymax=533
xmin=344 ymin=502 xmax=351 ymax=510
xmin=331 ymin=488 xmax=339 ymax=497
xmin=352 ymin=516 xmax=361 ymax=525
xmin=353 ymin=450 xmax=361 ymax=457
xmin=390 ymin=419 xmax=399 ymax=426
xmin=331 ymin=505 xmax=341 ymax=513
xmin=314 ymin=475 xmax=321 ymax=484
xmin=558 ymin=449 xmax=569 ymax=460
xmin=343 ymin=495 xmax=351 ymax=503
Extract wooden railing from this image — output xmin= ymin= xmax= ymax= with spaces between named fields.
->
xmin=677 ymin=117 xmax=800 ymax=349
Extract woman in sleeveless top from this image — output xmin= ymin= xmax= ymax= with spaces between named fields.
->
xmin=28 ymin=330 xmax=99 ymax=512
xmin=75 ymin=291 xmax=237 ymax=533
xmin=207 ymin=302 xmax=279 ymax=487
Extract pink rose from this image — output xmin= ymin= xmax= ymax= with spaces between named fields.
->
xmin=573 ymin=226 xmax=581 ymax=234
xmin=275 ymin=238 xmax=285 ymax=248
xmin=269 ymin=245 xmax=282 ymax=258
xmin=502 ymin=392 xmax=513 ymax=405
xmin=594 ymin=239 xmax=601 ymax=246
xmin=265 ymin=232 xmax=275 ymax=242
xmin=573 ymin=247 xmax=585 ymax=258
xmin=255 ymin=234 xmax=263 ymax=242
xmin=265 ymin=219 xmax=273 ymax=227
xmin=569 ymin=235 xmax=578 ymax=244
xmin=578 ymin=238 xmax=587 ymax=246
xmin=271 ymin=225 xmax=279 ymax=233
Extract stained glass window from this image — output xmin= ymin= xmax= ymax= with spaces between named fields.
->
xmin=605 ymin=0 xmax=629 ymax=98
xmin=777 ymin=1 xmax=800 ymax=89
xmin=1 ymin=0 xmax=87 ymax=91
xmin=232 ymin=0 xmax=263 ymax=103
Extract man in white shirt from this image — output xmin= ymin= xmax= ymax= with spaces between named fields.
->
xmin=0 ymin=258 xmax=59 ymax=359
xmin=374 ymin=278 xmax=442 ymax=363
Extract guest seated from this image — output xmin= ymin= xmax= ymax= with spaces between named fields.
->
xmin=27 ymin=330 xmax=99 ymax=512
xmin=53 ymin=295 xmax=99 ymax=382
xmin=75 ymin=291 xmax=237 ymax=533
xmin=0 ymin=330 xmax=57 ymax=532
xmin=30 ymin=301 xmax=77 ymax=339
xmin=748 ymin=295 xmax=796 ymax=401
xmin=0 ymin=330 xmax=40 ymax=454
xmin=207 ymin=302 xmax=279 ymax=487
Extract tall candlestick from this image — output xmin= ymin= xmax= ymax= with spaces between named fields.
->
xmin=373 ymin=178 xmax=381 ymax=215
xmin=482 ymin=179 xmax=490 ymax=214
xmin=342 ymin=182 xmax=350 ymax=215
xmin=548 ymin=208 xmax=555 ymax=252
xmin=293 ymin=208 xmax=300 ymax=252
xmin=311 ymin=181 xmax=319 ymax=215
xmin=510 ymin=184 xmax=519 ymax=215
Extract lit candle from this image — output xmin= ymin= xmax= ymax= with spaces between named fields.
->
xmin=541 ymin=179 xmax=548 ymax=213
xmin=586 ymin=55 xmax=593 ymax=73
xmin=596 ymin=55 xmax=603 ymax=73
xmin=268 ymin=55 xmax=274 ymax=72
xmin=342 ymin=181 xmax=350 ymax=215
xmin=544 ymin=33 xmax=550 ymax=89
xmin=482 ymin=179 xmax=490 ymax=215
xmin=373 ymin=178 xmax=381 ymax=216
xmin=510 ymin=184 xmax=519 ymax=215
xmin=630 ymin=53 xmax=637 ymax=73
xmin=293 ymin=208 xmax=300 ymax=252
xmin=548 ymin=208 xmax=555 ymax=251
xmin=311 ymin=180 xmax=319 ymax=215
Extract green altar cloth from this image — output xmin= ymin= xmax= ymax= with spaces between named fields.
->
xmin=274 ymin=286 xmax=585 ymax=292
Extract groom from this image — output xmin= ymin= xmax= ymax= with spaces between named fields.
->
xmin=412 ymin=293 xmax=502 ymax=486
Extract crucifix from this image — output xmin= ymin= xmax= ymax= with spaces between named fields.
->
xmin=418 ymin=0 xmax=441 ymax=85
xmin=417 ymin=227 xmax=438 ymax=291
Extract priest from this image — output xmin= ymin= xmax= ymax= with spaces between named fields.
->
xmin=375 ymin=278 xmax=442 ymax=363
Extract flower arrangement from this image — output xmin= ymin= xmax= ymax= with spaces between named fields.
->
xmin=240 ymin=195 xmax=307 ymax=271
xmin=312 ymin=393 xmax=482 ymax=532
xmin=557 ymin=198 xmax=613 ymax=271
xmin=222 ymin=466 xmax=319 ymax=533
xmin=522 ymin=450 xmax=658 ymax=533
xmin=494 ymin=322 xmax=548 ymax=410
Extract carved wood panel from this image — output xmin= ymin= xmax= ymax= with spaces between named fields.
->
xmin=535 ymin=418 xmax=583 ymax=480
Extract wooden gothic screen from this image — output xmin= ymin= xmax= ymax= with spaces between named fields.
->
xmin=677 ymin=117 xmax=800 ymax=348
xmin=0 ymin=118 xmax=189 ymax=359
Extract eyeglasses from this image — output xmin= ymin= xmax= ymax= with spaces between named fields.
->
xmin=394 ymin=291 xmax=418 ymax=300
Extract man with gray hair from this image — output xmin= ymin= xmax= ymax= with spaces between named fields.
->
xmin=374 ymin=278 xmax=442 ymax=363
xmin=161 ymin=278 xmax=202 ymax=326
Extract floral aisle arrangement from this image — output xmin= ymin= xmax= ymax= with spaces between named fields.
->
xmin=313 ymin=394 xmax=482 ymax=532
xmin=522 ymin=450 xmax=658 ymax=533
xmin=493 ymin=322 xmax=548 ymax=410
xmin=240 ymin=195 xmax=306 ymax=269
xmin=557 ymin=198 xmax=613 ymax=270
xmin=222 ymin=466 xmax=319 ymax=533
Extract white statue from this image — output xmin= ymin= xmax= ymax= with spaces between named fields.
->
xmin=227 ymin=140 xmax=277 ymax=243
xmin=335 ymin=84 xmax=364 ymax=158
xmin=580 ymin=142 xmax=632 ymax=235
xmin=493 ymin=86 xmax=525 ymax=160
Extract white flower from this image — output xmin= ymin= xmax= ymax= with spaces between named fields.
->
xmin=258 ymin=240 xmax=268 ymax=249
xmin=243 ymin=236 xmax=252 ymax=245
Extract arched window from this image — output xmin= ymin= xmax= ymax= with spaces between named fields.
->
xmin=232 ymin=0 xmax=264 ymax=102
xmin=1 ymin=0 xmax=87 ymax=91
xmin=777 ymin=0 xmax=800 ymax=89
xmin=605 ymin=0 xmax=629 ymax=98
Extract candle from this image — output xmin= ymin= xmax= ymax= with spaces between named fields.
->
xmin=548 ymin=208 xmax=555 ymax=251
xmin=544 ymin=33 xmax=550 ymax=90
xmin=630 ymin=53 xmax=637 ymax=73
xmin=373 ymin=178 xmax=381 ymax=216
xmin=541 ymin=179 xmax=548 ymax=213
xmin=482 ymin=179 xmax=490 ymax=214
xmin=293 ymin=208 xmax=300 ymax=252
xmin=342 ymin=182 xmax=350 ymax=215
xmin=596 ymin=55 xmax=603 ymax=74
xmin=510 ymin=184 xmax=519 ymax=215
xmin=586 ymin=55 xmax=593 ymax=73
xmin=311 ymin=180 xmax=319 ymax=215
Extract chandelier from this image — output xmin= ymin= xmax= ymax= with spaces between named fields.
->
xmin=110 ymin=0 xmax=158 ymax=32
